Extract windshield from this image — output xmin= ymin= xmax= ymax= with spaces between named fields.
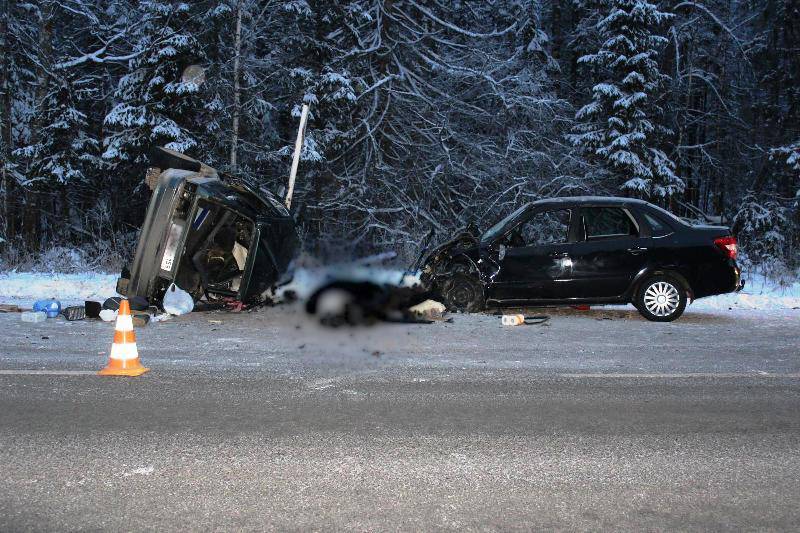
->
xmin=481 ymin=204 xmax=530 ymax=243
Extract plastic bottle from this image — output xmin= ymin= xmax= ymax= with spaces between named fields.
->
xmin=21 ymin=311 xmax=47 ymax=323
xmin=33 ymin=299 xmax=61 ymax=318
xmin=501 ymin=314 xmax=526 ymax=326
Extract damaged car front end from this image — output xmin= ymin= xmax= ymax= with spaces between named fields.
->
xmin=118 ymin=148 xmax=300 ymax=307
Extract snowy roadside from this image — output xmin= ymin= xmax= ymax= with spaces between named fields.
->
xmin=0 ymin=267 xmax=416 ymax=308
xmin=0 ymin=270 xmax=798 ymax=312
xmin=0 ymin=272 xmax=119 ymax=307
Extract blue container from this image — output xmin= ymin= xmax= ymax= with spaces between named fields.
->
xmin=33 ymin=299 xmax=61 ymax=319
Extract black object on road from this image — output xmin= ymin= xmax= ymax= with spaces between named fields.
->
xmin=84 ymin=301 xmax=102 ymax=319
xmin=103 ymin=296 xmax=150 ymax=312
xmin=62 ymin=306 xmax=86 ymax=321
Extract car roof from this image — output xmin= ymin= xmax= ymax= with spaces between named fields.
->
xmin=528 ymin=196 xmax=650 ymax=209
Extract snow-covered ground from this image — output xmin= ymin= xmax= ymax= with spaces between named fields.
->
xmin=0 ymin=272 xmax=118 ymax=307
xmin=0 ymin=269 xmax=798 ymax=312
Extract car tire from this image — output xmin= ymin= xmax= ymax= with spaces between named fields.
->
xmin=635 ymin=275 xmax=687 ymax=322
xmin=440 ymin=273 xmax=485 ymax=313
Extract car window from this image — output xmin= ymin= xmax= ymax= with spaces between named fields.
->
xmin=482 ymin=204 xmax=529 ymax=244
xmin=583 ymin=208 xmax=637 ymax=239
xmin=642 ymin=211 xmax=673 ymax=237
xmin=514 ymin=209 xmax=571 ymax=247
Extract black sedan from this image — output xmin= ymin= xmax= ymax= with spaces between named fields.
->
xmin=421 ymin=197 xmax=744 ymax=322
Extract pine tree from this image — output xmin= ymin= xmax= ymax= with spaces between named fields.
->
xmin=103 ymin=1 xmax=212 ymax=169
xmin=569 ymin=0 xmax=683 ymax=199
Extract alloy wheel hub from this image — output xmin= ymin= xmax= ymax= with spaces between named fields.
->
xmin=643 ymin=281 xmax=680 ymax=317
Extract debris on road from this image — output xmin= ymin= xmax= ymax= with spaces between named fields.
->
xmin=103 ymin=296 xmax=149 ymax=312
xmin=0 ymin=304 xmax=22 ymax=313
xmin=21 ymin=311 xmax=47 ymax=323
xmin=162 ymin=283 xmax=194 ymax=316
xmin=99 ymin=309 xmax=117 ymax=322
xmin=85 ymin=301 xmax=102 ymax=319
xmin=305 ymin=280 xmax=432 ymax=327
xmin=501 ymin=314 xmax=525 ymax=326
xmin=501 ymin=314 xmax=550 ymax=326
xmin=33 ymin=299 xmax=61 ymax=318
xmin=62 ymin=306 xmax=86 ymax=321
xmin=132 ymin=313 xmax=151 ymax=327
xmin=408 ymin=299 xmax=447 ymax=321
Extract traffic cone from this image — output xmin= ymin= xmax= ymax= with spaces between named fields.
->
xmin=98 ymin=299 xmax=149 ymax=376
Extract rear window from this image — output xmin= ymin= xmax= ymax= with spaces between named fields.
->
xmin=583 ymin=208 xmax=638 ymax=239
xmin=642 ymin=212 xmax=673 ymax=237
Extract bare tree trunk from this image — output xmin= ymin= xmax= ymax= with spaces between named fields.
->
xmin=229 ymin=0 xmax=243 ymax=170
xmin=23 ymin=8 xmax=52 ymax=250
xmin=0 ymin=0 xmax=13 ymax=239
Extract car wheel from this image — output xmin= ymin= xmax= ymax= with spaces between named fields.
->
xmin=440 ymin=273 xmax=485 ymax=313
xmin=636 ymin=275 xmax=687 ymax=322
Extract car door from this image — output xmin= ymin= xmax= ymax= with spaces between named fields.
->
xmin=487 ymin=208 xmax=576 ymax=301
xmin=565 ymin=206 xmax=649 ymax=299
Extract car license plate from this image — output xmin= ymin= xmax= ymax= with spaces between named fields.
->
xmin=160 ymin=222 xmax=185 ymax=272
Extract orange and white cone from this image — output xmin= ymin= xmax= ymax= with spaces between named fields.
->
xmin=98 ymin=299 xmax=149 ymax=376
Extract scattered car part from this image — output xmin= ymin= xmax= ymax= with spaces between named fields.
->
xmin=85 ymin=301 xmax=102 ymax=319
xmin=62 ymin=306 xmax=86 ymax=321
xmin=118 ymin=147 xmax=300 ymax=307
xmin=132 ymin=313 xmax=151 ymax=327
xmin=103 ymin=296 xmax=150 ymax=312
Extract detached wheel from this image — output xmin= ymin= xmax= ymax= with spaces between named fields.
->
xmin=440 ymin=273 xmax=485 ymax=313
xmin=636 ymin=275 xmax=687 ymax=322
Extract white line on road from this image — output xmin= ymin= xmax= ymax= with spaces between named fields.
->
xmin=0 ymin=370 xmax=97 ymax=376
xmin=557 ymin=373 xmax=800 ymax=379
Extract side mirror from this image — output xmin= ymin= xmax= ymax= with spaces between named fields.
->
xmin=498 ymin=244 xmax=506 ymax=261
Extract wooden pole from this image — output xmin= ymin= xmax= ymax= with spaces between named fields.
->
xmin=285 ymin=103 xmax=309 ymax=210
xmin=229 ymin=0 xmax=243 ymax=170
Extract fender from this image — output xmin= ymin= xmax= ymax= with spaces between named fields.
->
xmin=627 ymin=267 xmax=694 ymax=302
xmin=448 ymin=252 xmax=483 ymax=280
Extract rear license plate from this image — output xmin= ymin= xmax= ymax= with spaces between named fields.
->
xmin=160 ymin=222 xmax=185 ymax=272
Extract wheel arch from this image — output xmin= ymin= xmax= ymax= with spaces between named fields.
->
xmin=629 ymin=267 xmax=694 ymax=302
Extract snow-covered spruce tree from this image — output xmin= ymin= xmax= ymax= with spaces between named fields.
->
xmin=297 ymin=0 xmax=570 ymax=257
xmin=569 ymin=0 xmax=683 ymax=199
xmin=103 ymin=2 xmax=212 ymax=171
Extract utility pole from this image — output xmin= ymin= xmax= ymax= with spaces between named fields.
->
xmin=285 ymin=103 xmax=309 ymax=210
xmin=229 ymin=0 xmax=243 ymax=170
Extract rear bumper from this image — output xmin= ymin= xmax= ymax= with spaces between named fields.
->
xmin=734 ymin=266 xmax=744 ymax=292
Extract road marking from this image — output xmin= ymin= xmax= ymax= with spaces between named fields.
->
xmin=307 ymin=376 xmax=349 ymax=390
xmin=0 ymin=370 xmax=97 ymax=376
xmin=557 ymin=372 xmax=800 ymax=379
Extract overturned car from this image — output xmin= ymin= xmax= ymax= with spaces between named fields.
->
xmin=117 ymin=147 xmax=300 ymax=307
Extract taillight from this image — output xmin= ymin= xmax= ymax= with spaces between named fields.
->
xmin=714 ymin=236 xmax=738 ymax=259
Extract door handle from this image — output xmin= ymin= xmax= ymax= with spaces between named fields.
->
xmin=627 ymin=247 xmax=648 ymax=255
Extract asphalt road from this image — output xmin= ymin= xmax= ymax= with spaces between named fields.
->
xmin=1 ymin=305 xmax=799 ymax=531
